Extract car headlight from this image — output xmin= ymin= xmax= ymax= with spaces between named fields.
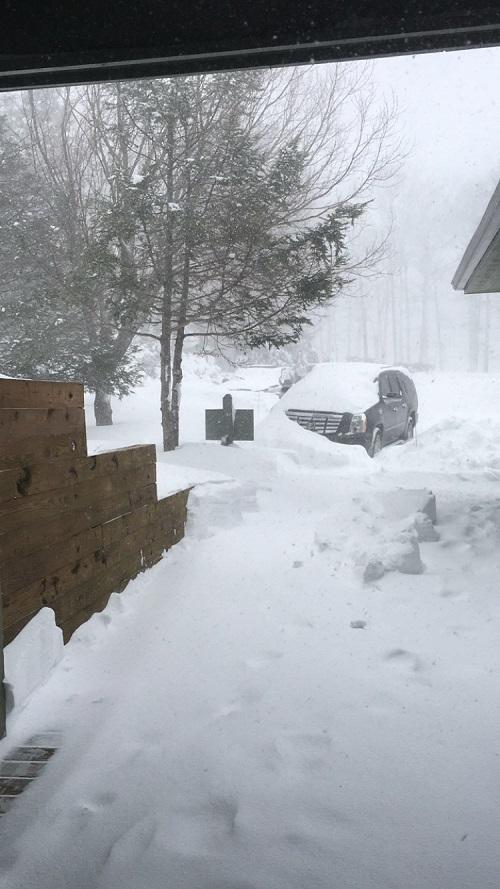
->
xmin=349 ymin=413 xmax=367 ymax=434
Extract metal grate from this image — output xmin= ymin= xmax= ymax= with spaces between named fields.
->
xmin=286 ymin=409 xmax=344 ymax=436
xmin=0 ymin=731 xmax=61 ymax=817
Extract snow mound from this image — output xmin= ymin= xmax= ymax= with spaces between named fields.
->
xmin=4 ymin=608 xmax=64 ymax=713
xmin=279 ymin=361 xmax=397 ymax=414
xmin=257 ymin=405 xmax=372 ymax=470
xmin=382 ymin=417 xmax=500 ymax=474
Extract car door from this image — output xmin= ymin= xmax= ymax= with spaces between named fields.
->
xmin=394 ymin=373 xmax=412 ymax=432
xmin=379 ymin=372 xmax=405 ymax=442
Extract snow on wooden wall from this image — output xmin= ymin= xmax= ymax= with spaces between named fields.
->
xmin=0 ymin=378 xmax=189 ymax=645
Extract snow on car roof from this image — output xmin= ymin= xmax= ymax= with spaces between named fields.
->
xmin=281 ymin=361 xmax=409 ymax=414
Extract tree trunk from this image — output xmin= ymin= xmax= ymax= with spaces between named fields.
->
xmin=169 ymin=152 xmax=192 ymax=450
xmin=171 ymin=327 xmax=185 ymax=449
xmin=94 ymin=388 xmax=113 ymax=426
xmin=160 ymin=110 xmax=176 ymax=452
xmin=160 ymin=330 xmax=175 ymax=451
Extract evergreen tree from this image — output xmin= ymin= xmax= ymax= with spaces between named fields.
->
xmin=0 ymin=66 xmax=400 ymax=441
xmin=0 ymin=94 xmax=143 ymax=424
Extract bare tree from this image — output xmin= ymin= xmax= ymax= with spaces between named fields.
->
xmin=111 ymin=65 xmax=402 ymax=449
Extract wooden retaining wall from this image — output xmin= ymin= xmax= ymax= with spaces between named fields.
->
xmin=0 ymin=379 xmax=189 ymax=646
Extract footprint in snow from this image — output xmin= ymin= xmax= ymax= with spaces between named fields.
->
xmin=215 ymin=703 xmax=242 ymax=718
xmin=214 ymin=681 xmax=264 ymax=719
xmin=276 ymin=730 xmax=333 ymax=773
xmin=94 ymin=791 xmax=117 ymax=807
xmin=102 ymin=816 xmax=157 ymax=869
xmin=245 ymin=650 xmax=283 ymax=671
xmin=207 ymin=794 xmax=239 ymax=835
xmin=385 ymin=648 xmax=424 ymax=673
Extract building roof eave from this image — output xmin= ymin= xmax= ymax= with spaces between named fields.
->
xmin=452 ymin=180 xmax=500 ymax=294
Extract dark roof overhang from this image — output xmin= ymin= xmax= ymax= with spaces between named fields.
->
xmin=0 ymin=1 xmax=499 ymax=91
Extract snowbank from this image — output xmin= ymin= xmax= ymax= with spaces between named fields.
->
xmin=1 ymin=363 xmax=500 ymax=889
xmin=3 ymin=609 xmax=64 ymax=713
xmin=381 ymin=417 xmax=500 ymax=474
xmin=257 ymin=403 xmax=372 ymax=470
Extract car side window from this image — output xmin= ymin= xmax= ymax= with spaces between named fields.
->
xmin=397 ymin=375 xmax=409 ymax=399
xmin=388 ymin=374 xmax=403 ymax=397
xmin=379 ymin=374 xmax=391 ymax=398
xmin=380 ymin=373 xmax=402 ymax=399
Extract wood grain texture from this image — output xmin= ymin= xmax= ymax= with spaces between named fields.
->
xmin=0 ymin=379 xmax=84 ymax=410
xmin=0 ymin=408 xmax=86 ymax=446
xmin=0 ymin=444 xmax=156 ymax=505
xmin=0 ymin=430 xmax=88 ymax=471
xmin=0 ymin=378 xmax=189 ymax=649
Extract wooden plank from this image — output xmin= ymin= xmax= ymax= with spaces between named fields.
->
xmin=3 ymin=506 xmax=162 ymax=626
xmin=0 ymin=461 xmax=156 ymax=520
xmin=0 ymin=379 xmax=84 ymax=410
xmin=0 ymin=481 xmax=157 ymax=539
xmin=156 ymin=488 xmax=190 ymax=525
xmin=0 ymin=470 xmax=18 ymax=503
xmin=1 ymin=525 xmax=103 ymax=596
xmin=3 ymin=529 xmax=142 ymax=628
xmin=0 ymin=444 xmax=156 ymax=506
xmin=55 ymin=533 xmax=155 ymax=642
xmin=0 ymin=430 xmax=88 ymax=471
xmin=51 ymin=550 xmax=142 ymax=628
xmin=0 ymin=485 xmax=156 ymax=596
xmin=0 ymin=464 xmax=157 ymax=540
xmin=3 ymin=613 xmax=36 ymax=646
xmin=60 ymin=591 xmax=117 ymax=643
xmin=3 ymin=494 xmax=190 ymax=637
xmin=0 ymin=407 xmax=85 ymax=446
xmin=2 ymin=486 xmax=190 ymax=645
xmin=101 ymin=502 xmax=158 ymax=547
xmin=3 ymin=542 xmax=106 ymax=627
xmin=0 ymin=504 xmax=98 ymax=565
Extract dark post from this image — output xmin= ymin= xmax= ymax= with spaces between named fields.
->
xmin=221 ymin=393 xmax=234 ymax=446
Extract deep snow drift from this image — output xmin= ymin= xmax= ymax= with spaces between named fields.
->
xmin=1 ymin=360 xmax=499 ymax=889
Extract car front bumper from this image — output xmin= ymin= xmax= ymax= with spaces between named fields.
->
xmin=325 ymin=431 xmax=370 ymax=450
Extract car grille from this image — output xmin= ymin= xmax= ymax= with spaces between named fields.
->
xmin=286 ymin=409 xmax=344 ymax=436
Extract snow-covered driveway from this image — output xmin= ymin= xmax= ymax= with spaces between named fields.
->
xmin=1 ymin=368 xmax=499 ymax=889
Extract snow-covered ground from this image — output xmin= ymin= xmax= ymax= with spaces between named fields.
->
xmin=1 ymin=360 xmax=499 ymax=889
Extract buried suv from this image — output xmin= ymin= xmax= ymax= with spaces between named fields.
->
xmin=284 ymin=362 xmax=418 ymax=457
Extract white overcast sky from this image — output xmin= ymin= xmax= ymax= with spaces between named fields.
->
xmin=369 ymin=45 xmax=500 ymax=265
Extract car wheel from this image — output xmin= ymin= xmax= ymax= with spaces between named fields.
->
xmin=404 ymin=417 xmax=415 ymax=441
xmin=367 ymin=429 xmax=382 ymax=458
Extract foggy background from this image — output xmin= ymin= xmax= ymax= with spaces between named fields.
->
xmin=307 ymin=46 xmax=500 ymax=372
